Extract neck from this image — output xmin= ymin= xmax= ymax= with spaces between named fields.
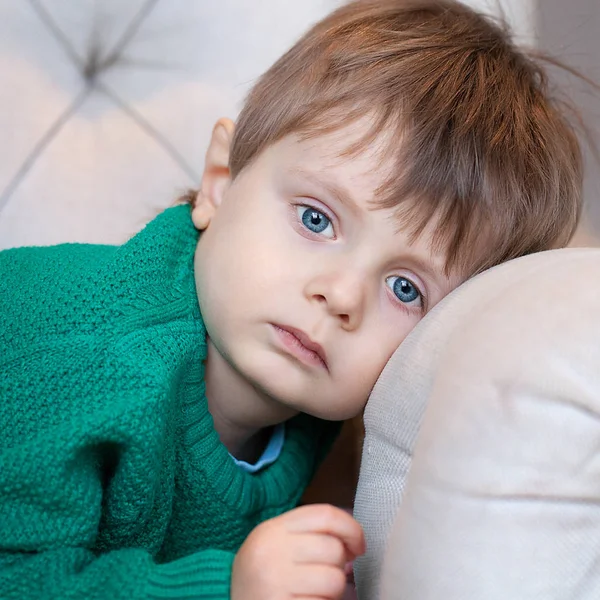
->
xmin=204 ymin=339 xmax=297 ymax=461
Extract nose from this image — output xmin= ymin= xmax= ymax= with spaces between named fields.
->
xmin=304 ymin=267 xmax=367 ymax=331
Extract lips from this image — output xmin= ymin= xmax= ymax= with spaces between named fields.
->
xmin=272 ymin=324 xmax=328 ymax=370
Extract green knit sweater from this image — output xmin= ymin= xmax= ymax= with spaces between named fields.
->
xmin=0 ymin=205 xmax=339 ymax=600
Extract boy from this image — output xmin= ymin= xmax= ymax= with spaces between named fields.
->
xmin=0 ymin=1 xmax=583 ymax=599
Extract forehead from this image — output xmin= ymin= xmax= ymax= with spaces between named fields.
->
xmin=267 ymin=118 xmax=393 ymax=199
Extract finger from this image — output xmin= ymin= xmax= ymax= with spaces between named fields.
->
xmin=293 ymin=533 xmax=347 ymax=567
xmin=291 ymin=564 xmax=347 ymax=599
xmin=282 ymin=504 xmax=366 ymax=558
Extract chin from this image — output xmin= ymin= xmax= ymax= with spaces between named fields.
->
xmin=256 ymin=381 xmax=350 ymax=421
xmin=237 ymin=350 xmax=356 ymax=418
xmin=254 ymin=377 xmax=310 ymax=411
xmin=252 ymin=374 xmax=325 ymax=416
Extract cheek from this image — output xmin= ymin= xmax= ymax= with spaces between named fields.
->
xmin=195 ymin=232 xmax=290 ymax=333
xmin=352 ymin=318 xmax=414 ymax=379
xmin=337 ymin=341 xmax=389 ymax=394
xmin=379 ymin=300 xmax=423 ymax=345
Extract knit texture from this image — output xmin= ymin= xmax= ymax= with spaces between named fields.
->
xmin=0 ymin=205 xmax=340 ymax=600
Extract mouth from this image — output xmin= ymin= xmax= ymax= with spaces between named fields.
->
xmin=271 ymin=324 xmax=329 ymax=371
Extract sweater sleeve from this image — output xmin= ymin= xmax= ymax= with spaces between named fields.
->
xmin=0 ymin=544 xmax=235 ymax=600
xmin=0 ymin=239 xmax=237 ymax=598
xmin=0 ymin=399 xmax=237 ymax=600
xmin=0 ymin=393 xmax=237 ymax=600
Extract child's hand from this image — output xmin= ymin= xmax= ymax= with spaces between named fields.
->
xmin=231 ymin=504 xmax=365 ymax=600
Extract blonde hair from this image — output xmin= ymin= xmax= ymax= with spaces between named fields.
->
xmin=189 ymin=0 xmax=584 ymax=276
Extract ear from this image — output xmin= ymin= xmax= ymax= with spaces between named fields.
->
xmin=191 ymin=118 xmax=236 ymax=230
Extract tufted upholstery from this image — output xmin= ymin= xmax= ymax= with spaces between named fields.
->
xmin=0 ymin=0 xmax=339 ymax=249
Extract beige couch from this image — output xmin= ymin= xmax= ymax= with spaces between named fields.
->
xmin=354 ymin=248 xmax=600 ymax=599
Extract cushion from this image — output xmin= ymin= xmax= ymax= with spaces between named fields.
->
xmin=354 ymin=247 xmax=600 ymax=599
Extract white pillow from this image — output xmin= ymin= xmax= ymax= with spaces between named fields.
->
xmin=354 ymin=247 xmax=600 ymax=600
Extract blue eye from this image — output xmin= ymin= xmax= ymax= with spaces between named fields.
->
xmin=386 ymin=276 xmax=422 ymax=306
xmin=297 ymin=206 xmax=334 ymax=238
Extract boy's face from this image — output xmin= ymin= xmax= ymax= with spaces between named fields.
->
xmin=193 ymin=119 xmax=463 ymax=421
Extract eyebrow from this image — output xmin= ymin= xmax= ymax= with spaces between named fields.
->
xmin=287 ymin=167 xmax=362 ymax=217
xmin=403 ymin=254 xmax=453 ymax=288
